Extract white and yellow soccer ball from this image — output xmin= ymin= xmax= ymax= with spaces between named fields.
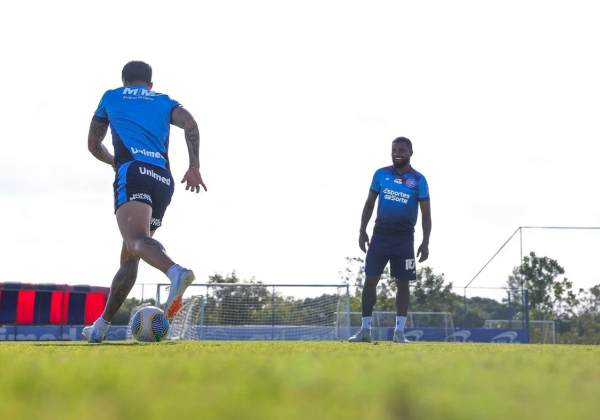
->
xmin=131 ymin=306 xmax=170 ymax=342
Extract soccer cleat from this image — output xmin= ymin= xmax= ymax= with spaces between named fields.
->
xmin=393 ymin=330 xmax=410 ymax=344
xmin=81 ymin=325 xmax=106 ymax=344
xmin=348 ymin=328 xmax=372 ymax=343
xmin=164 ymin=269 xmax=196 ymax=321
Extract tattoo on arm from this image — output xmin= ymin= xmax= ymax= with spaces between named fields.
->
xmin=88 ymin=121 xmax=114 ymax=166
xmin=184 ymin=123 xmax=200 ymax=164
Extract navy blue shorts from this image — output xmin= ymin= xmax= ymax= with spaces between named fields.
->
xmin=365 ymin=234 xmax=416 ymax=280
xmin=113 ymin=161 xmax=175 ymax=231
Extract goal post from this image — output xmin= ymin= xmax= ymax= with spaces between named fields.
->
xmin=167 ymin=295 xmax=204 ymax=340
xmin=154 ymin=283 xmax=351 ymax=341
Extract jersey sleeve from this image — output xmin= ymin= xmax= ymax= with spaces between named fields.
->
xmin=418 ymin=175 xmax=430 ymax=201
xmin=92 ymin=91 xmax=110 ymax=124
xmin=370 ymin=170 xmax=381 ymax=193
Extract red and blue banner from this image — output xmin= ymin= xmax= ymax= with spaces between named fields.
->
xmin=0 ymin=283 xmax=109 ymax=325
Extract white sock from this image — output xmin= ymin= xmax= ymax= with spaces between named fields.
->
xmin=166 ymin=264 xmax=183 ymax=283
xmin=95 ymin=316 xmax=110 ymax=333
xmin=362 ymin=317 xmax=372 ymax=329
xmin=395 ymin=316 xmax=407 ymax=331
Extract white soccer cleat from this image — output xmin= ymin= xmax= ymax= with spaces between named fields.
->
xmin=348 ymin=328 xmax=372 ymax=343
xmin=81 ymin=325 xmax=105 ymax=344
xmin=164 ymin=269 xmax=196 ymax=321
xmin=393 ymin=330 xmax=410 ymax=344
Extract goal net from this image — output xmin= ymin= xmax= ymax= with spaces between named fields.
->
xmin=167 ymin=295 xmax=203 ymax=340
xmin=155 ymin=283 xmax=350 ymax=340
xmin=484 ymin=319 xmax=556 ymax=344
xmin=337 ymin=311 xmax=456 ymax=342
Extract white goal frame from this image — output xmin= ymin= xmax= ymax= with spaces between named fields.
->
xmin=167 ymin=295 xmax=204 ymax=340
xmin=152 ymin=283 xmax=351 ymax=341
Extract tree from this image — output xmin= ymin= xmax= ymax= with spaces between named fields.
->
xmin=506 ymin=252 xmax=578 ymax=319
xmin=410 ymin=267 xmax=455 ymax=312
xmin=557 ymin=284 xmax=600 ymax=344
xmin=204 ymin=271 xmax=270 ymax=325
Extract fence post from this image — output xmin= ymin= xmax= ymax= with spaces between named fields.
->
xmin=199 ymin=295 xmax=205 ymax=340
xmin=507 ymin=291 xmax=512 ymax=329
xmin=524 ymin=289 xmax=530 ymax=335
xmin=346 ymin=285 xmax=351 ymax=335
xmin=463 ymin=288 xmax=467 ymax=328
xmin=271 ymin=285 xmax=275 ymax=341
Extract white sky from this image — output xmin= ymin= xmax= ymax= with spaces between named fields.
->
xmin=1 ymin=1 xmax=600 ymax=302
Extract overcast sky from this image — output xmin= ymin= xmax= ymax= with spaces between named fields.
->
xmin=1 ymin=1 xmax=599 ymax=302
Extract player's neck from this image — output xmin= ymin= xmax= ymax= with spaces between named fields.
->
xmin=392 ymin=164 xmax=411 ymax=175
xmin=124 ymin=80 xmax=151 ymax=88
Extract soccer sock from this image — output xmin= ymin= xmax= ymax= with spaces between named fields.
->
xmin=361 ymin=317 xmax=372 ymax=329
xmin=166 ymin=264 xmax=183 ymax=283
xmin=395 ymin=316 xmax=407 ymax=331
xmin=95 ymin=316 xmax=110 ymax=334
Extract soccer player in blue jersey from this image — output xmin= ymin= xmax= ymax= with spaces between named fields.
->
xmin=83 ymin=61 xmax=207 ymax=343
xmin=349 ymin=137 xmax=431 ymax=343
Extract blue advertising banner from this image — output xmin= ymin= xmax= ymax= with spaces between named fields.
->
xmin=0 ymin=325 xmax=529 ymax=343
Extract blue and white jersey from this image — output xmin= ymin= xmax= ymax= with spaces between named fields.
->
xmin=370 ymin=166 xmax=430 ymax=236
xmin=92 ymin=86 xmax=181 ymax=170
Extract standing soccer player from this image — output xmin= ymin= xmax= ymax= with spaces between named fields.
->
xmin=83 ymin=61 xmax=207 ymax=343
xmin=349 ymin=137 xmax=431 ymax=343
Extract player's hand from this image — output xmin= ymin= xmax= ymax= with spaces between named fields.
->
xmin=359 ymin=231 xmax=370 ymax=253
xmin=417 ymin=243 xmax=429 ymax=262
xmin=181 ymin=166 xmax=207 ymax=193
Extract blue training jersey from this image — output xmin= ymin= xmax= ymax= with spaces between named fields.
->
xmin=92 ymin=86 xmax=180 ymax=170
xmin=370 ymin=166 xmax=430 ymax=236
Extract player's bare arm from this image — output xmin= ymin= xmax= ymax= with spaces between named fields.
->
xmin=87 ymin=120 xmax=114 ymax=168
xmin=171 ymin=106 xmax=207 ymax=193
xmin=359 ymin=190 xmax=379 ymax=253
xmin=417 ymin=200 xmax=431 ymax=262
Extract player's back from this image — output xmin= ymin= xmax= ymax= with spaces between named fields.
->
xmin=93 ymin=86 xmax=180 ymax=170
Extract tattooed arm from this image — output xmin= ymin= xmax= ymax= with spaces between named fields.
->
xmin=171 ymin=107 xmax=207 ymax=193
xmin=88 ymin=120 xmax=115 ymax=168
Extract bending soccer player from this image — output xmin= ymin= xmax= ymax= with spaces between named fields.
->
xmin=83 ymin=61 xmax=207 ymax=343
xmin=349 ymin=137 xmax=431 ymax=344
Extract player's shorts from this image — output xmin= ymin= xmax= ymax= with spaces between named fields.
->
xmin=113 ymin=160 xmax=175 ymax=231
xmin=365 ymin=234 xmax=416 ymax=280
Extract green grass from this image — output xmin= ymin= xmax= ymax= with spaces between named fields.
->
xmin=0 ymin=341 xmax=598 ymax=420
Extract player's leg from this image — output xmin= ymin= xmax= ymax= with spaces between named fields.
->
xmin=116 ymin=200 xmax=195 ymax=320
xmin=389 ymin=237 xmax=416 ymax=343
xmin=82 ymin=241 xmax=141 ymax=343
xmin=102 ymin=240 xmax=142 ymax=322
xmin=349 ymin=235 xmax=388 ymax=342
xmin=116 ymin=201 xmax=173 ymax=273
xmin=395 ymin=280 xmax=410 ymax=317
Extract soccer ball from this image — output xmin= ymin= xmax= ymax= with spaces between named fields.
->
xmin=131 ymin=306 xmax=170 ymax=342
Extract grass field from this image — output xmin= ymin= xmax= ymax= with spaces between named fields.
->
xmin=0 ymin=341 xmax=598 ymax=420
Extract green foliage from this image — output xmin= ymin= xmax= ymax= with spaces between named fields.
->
xmin=111 ymin=297 xmax=156 ymax=325
xmin=204 ymin=271 xmax=341 ymax=326
xmin=506 ymin=251 xmax=578 ymax=318
xmin=1 ymin=341 xmax=600 ymax=420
